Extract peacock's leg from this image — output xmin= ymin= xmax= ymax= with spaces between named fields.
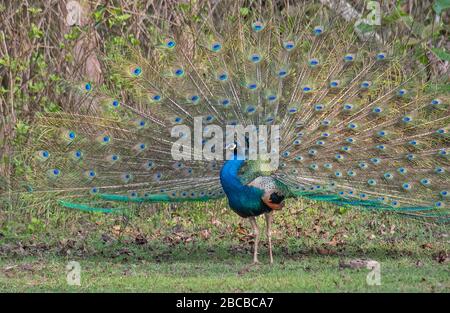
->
xmin=248 ymin=216 xmax=260 ymax=264
xmin=265 ymin=212 xmax=273 ymax=264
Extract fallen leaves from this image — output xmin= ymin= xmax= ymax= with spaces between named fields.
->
xmin=434 ymin=251 xmax=449 ymax=264
xmin=339 ymin=258 xmax=376 ymax=270
xmin=421 ymin=243 xmax=433 ymax=250
xmin=134 ymin=234 xmax=148 ymax=245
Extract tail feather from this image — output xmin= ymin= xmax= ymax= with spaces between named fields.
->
xmin=5 ymin=1 xmax=449 ymax=221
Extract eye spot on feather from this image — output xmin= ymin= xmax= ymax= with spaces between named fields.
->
xmin=360 ymin=81 xmax=371 ymax=89
xmin=372 ymin=107 xmax=382 ymax=114
xmin=132 ymin=67 xmax=142 ymax=76
xmin=308 ymin=149 xmax=317 ymax=156
xmin=344 ymin=54 xmax=355 ymax=62
xmin=249 ymin=53 xmax=262 ymax=63
xmin=343 ymin=103 xmax=353 ymax=111
xmin=370 ymin=158 xmax=381 ymax=165
xmin=367 ymin=179 xmax=377 ymax=186
xmin=252 ymin=21 xmax=264 ymax=32
xmin=335 ymin=171 xmax=342 ymax=178
xmin=174 ymin=68 xmax=184 ymax=77
xmin=329 ymin=80 xmax=339 ymax=88
xmin=246 ymin=106 xmax=256 ymax=114
xmin=89 ymin=187 xmax=99 ymax=195
xmin=302 ymin=85 xmax=312 ymax=93
xmin=121 ymin=173 xmax=133 ymax=183
xmin=420 ymin=178 xmax=431 ymax=186
xmin=435 ymin=167 xmax=445 ymax=174
xmin=377 ymin=130 xmax=387 ymax=137
xmin=402 ymin=182 xmax=412 ymax=191
xmin=84 ymin=83 xmax=92 ymax=91
xmin=347 ymin=123 xmax=358 ymax=130
xmin=48 ymin=168 xmax=61 ymax=178
xmin=384 ymin=172 xmax=394 ymax=180
xmin=313 ymin=26 xmax=324 ymax=35
xmin=164 ymin=38 xmax=176 ymax=49
xmin=376 ymin=52 xmax=386 ymax=60
xmin=219 ymin=98 xmax=230 ymax=108
xmin=246 ymin=83 xmax=258 ymax=90
xmin=402 ymin=116 xmax=412 ymax=123
xmin=440 ymin=191 xmax=448 ymax=198
xmin=314 ymin=104 xmax=324 ymax=111
xmin=359 ymin=162 xmax=368 ymax=169
xmin=37 ymin=150 xmax=50 ymax=161
xmin=436 ymin=128 xmax=446 ymax=135
xmin=308 ymin=58 xmax=319 ymax=67
xmin=217 ymin=72 xmax=228 ymax=81
xmin=405 ymin=153 xmax=415 ymax=161
xmin=151 ymin=94 xmax=162 ymax=102
xmin=288 ymin=108 xmax=297 ymax=114
xmin=67 ymin=131 xmax=76 ymax=141
xmin=211 ymin=42 xmax=222 ymax=52
xmin=188 ymin=94 xmax=200 ymax=104
xmin=430 ymin=98 xmax=441 ymax=106
xmin=309 ymin=163 xmax=319 ymax=171
xmin=144 ymin=160 xmax=155 ymax=170
xmin=397 ymin=167 xmax=407 ymax=175
xmin=397 ymin=89 xmax=407 ymax=96
xmin=277 ymin=69 xmax=288 ymax=78
xmin=154 ymin=172 xmax=162 ymax=181
xmin=283 ymin=41 xmax=295 ymax=51
xmin=112 ymin=99 xmax=120 ymax=107
xmin=72 ymin=150 xmax=83 ymax=160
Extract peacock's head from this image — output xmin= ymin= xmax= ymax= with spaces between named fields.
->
xmin=262 ymin=190 xmax=285 ymax=211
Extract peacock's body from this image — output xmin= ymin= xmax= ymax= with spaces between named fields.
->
xmin=8 ymin=1 xmax=449 ymax=263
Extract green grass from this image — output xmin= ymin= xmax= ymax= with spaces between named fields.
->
xmin=0 ymin=199 xmax=449 ymax=292
xmin=1 ymin=254 xmax=448 ymax=292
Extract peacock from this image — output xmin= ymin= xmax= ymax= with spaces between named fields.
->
xmin=5 ymin=0 xmax=449 ymax=264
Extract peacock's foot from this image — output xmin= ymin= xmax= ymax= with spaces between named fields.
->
xmin=252 ymin=260 xmax=261 ymax=265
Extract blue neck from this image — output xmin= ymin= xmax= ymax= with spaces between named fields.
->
xmin=219 ymin=158 xmax=246 ymax=195
xmin=219 ymin=157 xmax=269 ymax=217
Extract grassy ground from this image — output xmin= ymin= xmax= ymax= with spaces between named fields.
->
xmin=0 ymin=199 xmax=449 ymax=292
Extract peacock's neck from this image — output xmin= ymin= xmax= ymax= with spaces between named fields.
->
xmin=219 ymin=158 xmax=245 ymax=195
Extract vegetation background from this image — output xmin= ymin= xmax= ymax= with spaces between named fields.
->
xmin=0 ymin=0 xmax=449 ymax=292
